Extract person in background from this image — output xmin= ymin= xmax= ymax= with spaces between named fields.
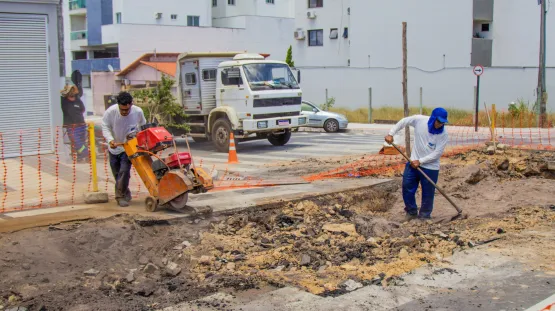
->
xmin=102 ymin=92 xmax=146 ymax=207
xmin=60 ymin=84 xmax=88 ymax=163
xmin=384 ymin=108 xmax=449 ymax=220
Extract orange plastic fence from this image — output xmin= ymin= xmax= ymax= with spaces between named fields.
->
xmin=0 ymin=113 xmax=553 ymax=214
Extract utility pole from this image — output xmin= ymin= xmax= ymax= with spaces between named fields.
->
xmin=537 ymin=0 xmax=548 ymax=127
xmin=57 ymin=0 xmax=66 ymax=78
xmin=402 ymin=22 xmax=411 ymax=157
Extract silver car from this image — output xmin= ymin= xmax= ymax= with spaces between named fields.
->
xmin=300 ymin=100 xmax=349 ymax=132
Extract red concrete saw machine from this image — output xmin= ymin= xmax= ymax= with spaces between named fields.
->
xmin=121 ymin=123 xmax=214 ymax=212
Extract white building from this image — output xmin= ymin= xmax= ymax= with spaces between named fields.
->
xmin=63 ymin=0 xmax=295 ymax=115
xmin=0 ymin=0 xmax=62 ymax=157
xmin=293 ymin=0 xmax=555 ymax=111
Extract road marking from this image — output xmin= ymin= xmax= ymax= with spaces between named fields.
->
xmin=209 ymin=153 xmax=292 ymax=161
xmin=196 ymin=157 xmax=263 ymax=167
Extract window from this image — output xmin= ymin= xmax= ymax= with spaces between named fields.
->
xmin=308 ymin=29 xmax=323 ymax=46
xmin=185 ymin=73 xmax=197 ymax=85
xmin=202 ymin=69 xmax=217 ymax=81
xmin=115 ymin=12 xmax=122 ymax=24
xmin=228 ymin=0 xmax=235 ymax=5
xmin=266 ymin=0 xmax=274 ymax=3
xmin=329 ymin=28 xmax=338 ymax=39
xmin=212 ymin=0 xmax=217 ymax=6
xmin=187 ymin=16 xmax=200 ymax=26
xmin=221 ymin=67 xmax=243 ymax=86
xmin=308 ymin=0 xmax=323 ymax=8
xmin=81 ymin=75 xmax=91 ymax=88
xmin=73 ymin=51 xmax=87 ymax=60
xmin=171 ymin=14 xmax=178 ymax=20
xmin=481 ymin=23 xmax=490 ymax=32
xmin=343 ymin=27 xmax=349 ymax=38
xmin=301 ymin=102 xmax=317 ymax=112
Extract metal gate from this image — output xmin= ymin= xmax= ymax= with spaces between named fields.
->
xmin=0 ymin=13 xmax=53 ymax=157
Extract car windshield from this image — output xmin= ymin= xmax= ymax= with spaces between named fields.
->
xmin=243 ymin=63 xmax=300 ymax=90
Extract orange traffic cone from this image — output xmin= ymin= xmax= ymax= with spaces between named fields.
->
xmin=227 ymin=132 xmax=239 ymax=164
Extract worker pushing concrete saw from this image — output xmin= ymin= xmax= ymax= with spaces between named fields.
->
xmin=385 ymin=108 xmax=458 ymax=221
xmin=102 ymin=91 xmax=214 ymax=212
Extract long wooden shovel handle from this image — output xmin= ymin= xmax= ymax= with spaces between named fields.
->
xmin=391 ymin=143 xmax=463 ymax=214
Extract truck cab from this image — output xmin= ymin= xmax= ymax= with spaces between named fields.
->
xmin=176 ymin=52 xmax=306 ymax=152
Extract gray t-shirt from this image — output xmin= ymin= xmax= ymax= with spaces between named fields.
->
xmin=101 ymin=105 xmax=147 ymax=155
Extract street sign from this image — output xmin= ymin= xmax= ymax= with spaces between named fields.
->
xmin=473 ymin=65 xmax=484 ymax=76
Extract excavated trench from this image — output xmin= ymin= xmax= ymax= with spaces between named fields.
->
xmin=1 ymin=149 xmax=555 ymax=311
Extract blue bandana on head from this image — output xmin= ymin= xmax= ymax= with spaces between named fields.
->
xmin=428 ymin=107 xmax=449 ymax=135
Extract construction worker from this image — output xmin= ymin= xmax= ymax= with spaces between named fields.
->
xmin=102 ymin=92 xmax=146 ymax=207
xmin=60 ymin=84 xmax=88 ymax=163
xmin=385 ymin=108 xmax=449 ymax=220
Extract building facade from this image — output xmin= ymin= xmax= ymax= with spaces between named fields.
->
xmin=293 ymin=0 xmax=555 ymax=111
xmin=0 ymin=0 xmax=62 ymax=157
xmin=63 ymin=0 xmax=295 ymax=115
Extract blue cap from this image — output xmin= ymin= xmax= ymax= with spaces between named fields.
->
xmin=432 ymin=108 xmax=449 ymax=124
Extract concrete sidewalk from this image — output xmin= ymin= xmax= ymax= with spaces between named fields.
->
xmin=0 ymin=178 xmax=393 ymax=233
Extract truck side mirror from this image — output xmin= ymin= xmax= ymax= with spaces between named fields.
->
xmin=297 ymin=70 xmax=301 ymax=83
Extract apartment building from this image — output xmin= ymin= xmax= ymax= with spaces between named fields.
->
xmin=293 ymin=0 xmax=555 ymax=111
xmin=63 ymin=0 xmax=295 ymax=114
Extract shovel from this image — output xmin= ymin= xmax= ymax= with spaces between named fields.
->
xmin=390 ymin=143 xmax=464 ymax=221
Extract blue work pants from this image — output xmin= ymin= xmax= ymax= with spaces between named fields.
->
xmin=402 ymin=162 xmax=440 ymax=219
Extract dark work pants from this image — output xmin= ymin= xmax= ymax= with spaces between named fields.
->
xmin=66 ymin=124 xmax=89 ymax=161
xmin=109 ymin=152 xmax=132 ymax=200
xmin=402 ymin=162 xmax=440 ymax=219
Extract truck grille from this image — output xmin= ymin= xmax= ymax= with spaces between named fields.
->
xmin=253 ymin=97 xmax=302 ymax=108
xmin=253 ymin=111 xmax=300 ymax=120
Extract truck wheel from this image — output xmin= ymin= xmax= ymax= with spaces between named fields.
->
xmin=211 ymin=118 xmax=232 ymax=152
xmin=324 ymin=119 xmax=339 ymax=133
xmin=267 ymin=130 xmax=291 ymax=146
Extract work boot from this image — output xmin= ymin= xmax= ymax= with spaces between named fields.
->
xmin=404 ymin=213 xmax=417 ymax=222
xmin=117 ymin=199 xmax=129 ymax=207
xmin=124 ymin=189 xmax=132 ymax=202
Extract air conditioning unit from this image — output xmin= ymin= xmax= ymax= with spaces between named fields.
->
xmin=307 ymin=11 xmax=317 ymax=19
xmin=294 ymin=30 xmax=305 ymax=40
xmin=154 ymin=12 xmax=162 ymax=19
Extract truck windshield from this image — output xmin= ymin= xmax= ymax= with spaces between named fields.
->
xmin=243 ymin=63 xmax=300 ymax=90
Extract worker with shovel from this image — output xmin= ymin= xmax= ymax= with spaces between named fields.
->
xmin=385 ymin=108 xmax=449 ymax=220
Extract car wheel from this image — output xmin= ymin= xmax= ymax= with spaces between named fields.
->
xmin=267 ymin=130 xmax=291 ymax=146
xmin=211 ymin=118 xmax=232 ymax=153
xmin=324 ymin=119 xmax=339 ymax=133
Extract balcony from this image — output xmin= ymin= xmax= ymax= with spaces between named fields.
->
xmin=474 ymin=0 xmax=494 ymax=21
xmin=69 ymin=0 xmax=86 ymax=15
xmin=471 ymin=38 xmax=492 ymax=67
xmin=70 ymin=30 xmax=87 ymax=40
xmin=72 ymin=58 xmax=121 ymax=75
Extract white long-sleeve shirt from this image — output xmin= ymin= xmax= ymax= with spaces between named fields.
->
xmin=388 ymin=115 xmax=448 ymax=170
xmin=102 ymin=105 xmax=147 ymax=155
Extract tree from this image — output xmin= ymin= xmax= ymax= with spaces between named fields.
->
xmin=285 ymin=45 xmax=295 ymax=68
xmin=132 ymin=74 xmax=189 ymax=132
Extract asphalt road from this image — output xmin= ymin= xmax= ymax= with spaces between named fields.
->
xmin=179 ymin=131 xmax=386 ymax=174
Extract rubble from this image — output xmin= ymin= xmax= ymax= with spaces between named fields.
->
xmin=84 ymin=269 xmax=100 ymax=276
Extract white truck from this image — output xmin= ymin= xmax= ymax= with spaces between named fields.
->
xmin=175 ymin=52 xmax=306 ymax=152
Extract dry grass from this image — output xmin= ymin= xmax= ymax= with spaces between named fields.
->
xmin=329 ymin=106 xmax=555 ymax=128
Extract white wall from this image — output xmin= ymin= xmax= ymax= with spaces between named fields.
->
xmin=212 ymin=16 xmax=246 ymax=28
xmin=298 ymin=66 xmax=555 ymax=112
xmin=107 ymin=16 xmax=295 ymax=67
xmin=350 ymin=0 xmax=472 ymax=69
xmin=70 ymin=14 xmax=86 ymax=30
xmin=212 ymin=0 xmax=293 ymax=18
xmin=113 ymin=0 xmax=212 ymax=27
xmin=492 ymin=0 xmax=555 ymax=67
xmin=63 ymin=0 xmax=72 ymax=75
